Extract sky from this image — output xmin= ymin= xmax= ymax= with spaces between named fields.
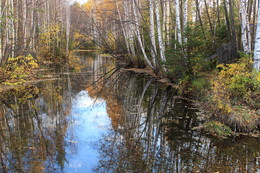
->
xmin=70 ymin=0 xmax=88 ymax=5
xmin=65 ymin=90 xmax=110 ymax=172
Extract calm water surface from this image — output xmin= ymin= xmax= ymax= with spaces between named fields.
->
xmin=0 ymin=52 xmax=259 ymax=173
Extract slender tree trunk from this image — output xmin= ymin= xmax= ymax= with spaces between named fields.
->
xmin=165 ymin=0 xmax=171 ymax=45
xmin=217 ymin=0 xmax=221 ymax=26
xmin=163 ymin=0 xmax=166 ymax=43
xmin=155 ymin=0 xmax=166 ymax=63
xmin=132 ymin=0 xmax=154 ymax=69
xmin=115 ymin=0 xmax=130 ymax=56
xmin=23 ymin=0 xmax=27 ymax=50
xmin=195 ymin=0 xmax=206 ymax=39
xmin=183 ymin=0 xmax=188 ymax=44
xmin=10 ymin=0 xmax=15 ymax=57
xmin=148 ymin=0 xmax=158 ymax=66
xmin=229 ymin=0 xmax=238 ymax=57
xmin=175 ymin=0 xmax=182 ymax=44
xmin=247 ymin=0 xmax=253 ymax=22
xmin=122 ymin=0 xmax=136 ymax=58
xmin=252 ymin=0 xmax=257 ymax=50
xmin=0 ymin=0 xmax=2 ymax=62
xmin=204 ymin=0 xmax=214 ymax=37
xmin=240 ymin=0 xmax=251 ymax=54
xmin=224 ymin=0 xmax=231 ymax=40
xmin=253 ymin=0 xmax=260 ymax=70
xmin=65 ymin=0 xmax=70 ymax=57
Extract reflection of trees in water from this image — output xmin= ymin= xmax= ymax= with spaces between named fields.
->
xmin=0 ymin=54 xmax=258 ymax=172
xmin=0 ymin=79 xmax=72 ymax=172
xmin=0 ymin=54 xmax=116 ymax=172
xmin=91 ymin=71 xmax=260 ymax=173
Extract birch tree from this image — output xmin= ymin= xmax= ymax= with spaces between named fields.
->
xmin=132 ymin=0 xmax=154 ymax=69
xmin=78 ymin=0 xmax=258 ymax=72
xmin=175 ymin=0 xmax=182 ymax=44
xmin=115 ymin=0 xmax=130 ymax=56
xmin=149 ymin=0 xmax=157 ymax=65
xmin=253 ymin=0 xmax=260 ymax=70
xmin=123 ymin=0 xmax=137 ymax=58
xmin=183 ymin=0 xmax=188 ymax=44
xmin=240 ymin=0 xmax=251 ymax=54
xmin=155 ymin=0 xmax=166 ymax=63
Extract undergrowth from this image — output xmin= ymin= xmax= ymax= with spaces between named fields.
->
xmin=0 ymin=55 xmax=39 ymax=85
xmin=199 ymin=56 xmax=260 ymax=136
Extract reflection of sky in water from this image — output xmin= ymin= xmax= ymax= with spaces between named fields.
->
xmin=64 ymin=91 xmax=110 ymax=173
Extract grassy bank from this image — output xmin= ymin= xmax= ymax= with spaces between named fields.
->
xmin=186 ymin=56 xmax=260 ymax=138
xmin=124 ymin=55 xmax=260 ymax=138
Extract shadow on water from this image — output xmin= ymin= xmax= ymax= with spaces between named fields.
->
xmin=0 ymin=52 xmax=259 ymax=172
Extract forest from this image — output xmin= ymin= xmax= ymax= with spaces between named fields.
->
xmin=0 ymin=0 xmax=259 ymax=172
xmin=0 ymin=0 xmax=259 ymax=136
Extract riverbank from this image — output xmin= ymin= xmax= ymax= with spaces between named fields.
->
xmin=123 ymin=57 xmax=260 ymax=138
xmin=0 ymin=53 xmax=259 ymax=139
xmin=1 ymin=52 xmax=259 ymax=172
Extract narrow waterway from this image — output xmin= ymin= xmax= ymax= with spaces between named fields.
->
xmin=0 ymin=52 xmax=259 ymax=173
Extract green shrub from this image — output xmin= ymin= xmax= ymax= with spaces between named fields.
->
xmin=206 ymin=55 xmax=260 ymax=132
xmin=203 ymin=121 xmax=232 ymax=138
xmin=191 ymin=77 xmax=209 ymax=92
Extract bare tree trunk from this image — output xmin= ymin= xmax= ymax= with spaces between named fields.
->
xmin=229 ymin=0 xmax=238 ymax=58
xmin=253 ymin=0 xmax=260 ymax=70
xmin=224 ymin=0 xmax=231 ymax=40
xmin=240 ymin=0 xmax=251 ymax=54
xmin=148 ymin=0 xmax=158 ymax=66
xmin=183 ymin=0 xmax=188 ymax=44
xmin=252 ymin=0 xmax=257 ymax=50
xmin=195 ymin=0 xmax=206 ymax=39
xmin=10 ymin=0 xmax=15 ymax=57
xmin=0 ymin=0 xmax=2 ymax=62
xmin=23 ymin=0 xmax=27 ymax=50
xmin=217 ymin=0 xmax=221 ymax=26
xmin=132 ymin=0 xmax=154 ymax=69
xmin=165 ymin=0 xmax=171 ymax=45
xmin=155 ymin=0 xmax=166 ymax=64
xmin=204 ymin=0 xmax=214 ymax=37
xmin=122 ymin=0 xmax=136 ymax=58
xmin=115 ymin=0 xmax=130 ymax=56
xmin=65 ymin=0 xmax=70 ymax=57
xmin=175 ymin=0 xmax=182 ymax=44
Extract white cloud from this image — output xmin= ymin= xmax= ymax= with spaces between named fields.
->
xmin=74 ymin=91 xmax=103 ymax=108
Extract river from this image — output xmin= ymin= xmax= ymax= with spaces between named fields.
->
xmin=0 ymin=52 xmax=259 ymax=173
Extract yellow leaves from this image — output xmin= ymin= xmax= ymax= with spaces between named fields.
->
xmin=83 ymin=0 xmax=95 ymax=11
xmin=74 ymin=32 xmax=84 ymax=39
xmin=39 ymin=25 xmax=60 ymax=44
xmin=210 ymin=56 xmax=260 ymax=115
xmin=204 ymin=57 xmax=259 ymax=133
xmin=83 ymin=0 xmax=117 ymax=24
xmin=255 ymin=71 xmax=260 ymax=82
xmin=38 ymin=25 xmax=62 ymax=53
xmin=2 ymin=55 xmax=39 ymax=85
xmin=28 ymin=61 xmax=39 ymax=69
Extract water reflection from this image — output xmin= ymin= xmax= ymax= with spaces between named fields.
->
xmin=87 ymin=65 xmax=260 ymax=172
xmin=0 ymin=53 xmax=115 ymax=172
xmin=0 ymin=82 xmax=69 ymax=172
xmin=0 ymin=52 xmax=259 ymax=173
